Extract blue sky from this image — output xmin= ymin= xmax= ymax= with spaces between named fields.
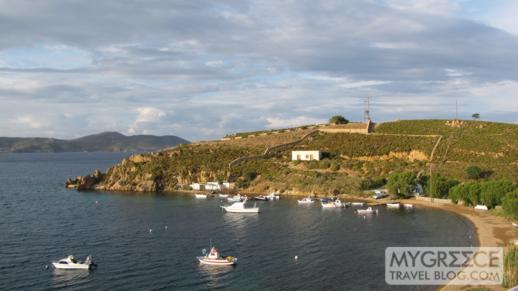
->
xmin=0 ymin=0 xmax=517 ymax=141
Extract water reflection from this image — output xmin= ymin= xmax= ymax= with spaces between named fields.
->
xmin=52 ymin=269 xmax=91 ymax=287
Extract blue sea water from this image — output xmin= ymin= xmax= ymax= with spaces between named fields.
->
xmin=0 ymin=152 xmax=476 ymax=290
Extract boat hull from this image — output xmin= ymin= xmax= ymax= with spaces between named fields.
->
xmin=52 ymin=262 xmax=91 ymax=270
xmin=221 ymin=206 xmax=259 ymax=213
xmin=197 ymin=257 xmax=236 ymax=266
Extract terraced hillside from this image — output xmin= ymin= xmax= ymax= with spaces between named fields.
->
xmin=70 ymin=120 xmax=518 ymax=195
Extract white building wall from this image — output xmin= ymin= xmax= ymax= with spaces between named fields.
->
xmin=291 ymin=150 xmax=321 ymax=161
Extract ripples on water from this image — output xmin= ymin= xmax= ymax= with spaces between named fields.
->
xmin=0 ymin=153 xmax=476 ymax=290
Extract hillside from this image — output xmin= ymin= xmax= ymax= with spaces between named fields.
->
xmin=0 ymin=132 xmax=189 ymax=153
xmin=67 ymin=120 xmax=518 ymax=195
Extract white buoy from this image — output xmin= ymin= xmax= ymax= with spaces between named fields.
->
xmin=149 ymin=228 xmax=153 ymax=234
xmin=294 ymin=255 xmax=298 ymax=260
xmin=164 ymin=226 xmax=168 ymax=230
xmin=95 ymin=200 xmax=99 ymax=204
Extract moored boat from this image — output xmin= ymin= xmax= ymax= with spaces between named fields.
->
xmin=321 ymin=198 xmax=344 ymax=208
xmin=51 ymin=255 xmax=95 ymax=270
xmin=403 ymin=203 xmax=414 ymax=209
xmin=297 ymin=197 xmax=314 ymax=204
xmin=254 ymin=195 xmax=269 ymax=201
xmin=221 ymin=199 xmax=259 ymax=213
xmin=266 ymin=192 xmax=280 ymax=200
xmin=218 ymin=194 xmax=229 ymax=198
xmin=356 ymin=207 xmax=378 ymax=215
xmin=386 ymin=202 xmax=400 ymax=209
xmin=197 ymin=246 xmax=236 ymax=266
xmin=195 ymin=194 xmax=207 ymax=199
xmin=227 ymin=194 xmax=245 ymax=203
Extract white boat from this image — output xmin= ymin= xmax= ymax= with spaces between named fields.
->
xmin=197 ymin=246 xmax=236 ymax=266
xmin=321 ymin=199 xmax=344 ymax=208
xmin=52 ymin=255 xmax=95 ymax=270
xmin=350 ymin=202 xmax=365 ymax=206
xmin=254 ymin=195 xmax=269 ymax=201
xmin=356 ymin=207 xmax=378 ymax=215
xmin=474 ymin=205 xmax=488 ymax=211
xmin=386 ymin=202 xmax=400 ymax=209
xmin=297 ymin=197 xmax=314 ymax=204
xmin=512 ymin=222 xmax=518 ymax=228
xmin=403 ymin=204 xmax=414 ymax=209
xmin=266 ymin=192 xmax=280 ymax=200
xmin=218 ymin=194 xmax=229 ymax=198
xmin=221 ymin=200 xmax=259 ymax=213
xmin=227 ymin=194 xmax=245 ymax=203
xmin=195 ymin=194 xmax=207 ymax=199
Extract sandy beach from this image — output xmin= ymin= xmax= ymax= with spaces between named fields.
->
xmin=356 ymin=195 xmax=517 ymax=291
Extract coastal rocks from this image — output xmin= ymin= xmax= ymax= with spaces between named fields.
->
xmin=65 ymin=169 xmax=105 ymax=191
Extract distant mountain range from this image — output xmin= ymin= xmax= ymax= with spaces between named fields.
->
xmin=0 ymin=132 xmax=189 ymax=153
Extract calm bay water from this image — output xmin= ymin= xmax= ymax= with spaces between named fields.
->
xmin=0 ymin=153 xmax=476 ymax=290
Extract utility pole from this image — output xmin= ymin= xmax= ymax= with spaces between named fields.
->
xmin=363 ymin=97 xmax=371 ymax=123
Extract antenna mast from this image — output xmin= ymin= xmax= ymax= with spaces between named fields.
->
xmin=363 ymin=97 xmax=371 ymax=123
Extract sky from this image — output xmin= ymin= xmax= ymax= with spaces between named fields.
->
xmin=1 ymin=0 xmax=518 ymax=141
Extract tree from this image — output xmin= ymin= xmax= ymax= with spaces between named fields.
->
xmin=502 ymin=190 xmax=518 ymax=220
xmin=329 ymin=115 xmax=349 ymax=124
xmin=472 ymin=113 xmax=480 ymax=120
xmin=387 ymin=172 xmax=416 ymax=197
xmin=465 ymin=166 xmax=483 ymax=180
xmin=428 ymin=174 xmax=459 ymax=198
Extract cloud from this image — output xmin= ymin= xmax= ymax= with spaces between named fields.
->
xmin=128 ymin=107 xmax=167 ymax=134
xmin=0 ymin=0 xmax=517 ymax=140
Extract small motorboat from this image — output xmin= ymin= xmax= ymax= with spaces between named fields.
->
xmin=254 ymin=195 xmax=269 ymax=201
xmin=266 ymin=192 xmax=280 ymax=200
xmin=403 ymin=204 xmax=414 ymax=209
xmin=350 ymin=202 xmax=365 ymax=206
xmin=195 ymin=194 xmax=207 ymax=199
xmin=321 ymin=199 xmax=344 ymax=208
xmin=474 ymin=205 xmax=489 ymax=211
xmin=356 ymin=207 xmax=378 ymax=215
xmin=218 ymin=194 xmax=229 ymax=198
xmin=52 ymin=255 xmax=95 ymax=270
xmin=386 ymin=202 xmax=400 ymax=209
xmin=197 ymin=245 xmax=236 ymax=266
xmin=227 ymin=194 xmax=245 ymax=203
xmin=221 ymin=199 xmax=259 ymax=213
xmin=512 ymin=222 xmax=518 ymax=228
xmin=297 ymin=197 xmax=314 ymax=204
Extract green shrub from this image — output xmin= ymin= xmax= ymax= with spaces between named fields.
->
xmin=502 ymin=190 xmax=518 ymax=220
xmin=466 ymin=166 xmax=483 ymax=180
xmin=428 ymin=174 xmax=459 ymax=198
xmin=503 ymin=246 xmax=518 ymax=288
xmin=360 ymin=177 xmax=386 ymax=190
xmin=387 ymin=172 xmax=416 ymax=196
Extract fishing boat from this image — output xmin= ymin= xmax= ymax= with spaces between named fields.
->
xmin=218 ymin=194 xmax=229 ymax=198
xmin=350 ymin=202 xmax=365 ymax=206
xmin=197 ymin=245 xmax=237 ymax=266
xmin=386 ymin=202 xmax=400 ymax=209
xmin=227 ymin=194 xmax=245 ymax=203
xmin=297 ymin=197 xmax=314 ymax=204
xmin=195 ymin=194 xmax=207 ymax=199
xmin=403 ymin=204 xmax=414 ymax=209
xmin=356 ymin=207 xmax=378 ymax=215
xmin=221 ymin=200 xmax=259 ymax=213
xmin=51 ymin=255 xmax=95 ymax=270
